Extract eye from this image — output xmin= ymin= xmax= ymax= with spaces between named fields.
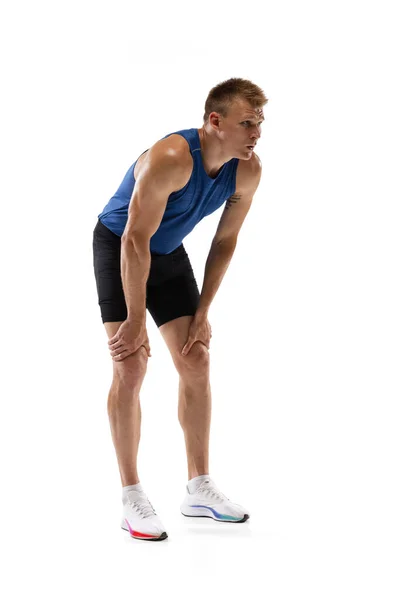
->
xmin=241 ymin=120 xmax=263 ymax=127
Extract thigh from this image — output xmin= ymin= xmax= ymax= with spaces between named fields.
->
xmin=93 ymin=220 xmax=128 ymax=323
xmin=93 ymin=223 xmax=200 ymax=327
xmin=104 ymin=321 xmax=124 ymax=339
xmin=146 ymin=245 xmax=200 ymax=328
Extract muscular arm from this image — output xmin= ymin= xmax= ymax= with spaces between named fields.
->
xmin=214 ymin=153 xmax=262 ymax=245
xmin=196 ymin=154 xmax=262 ymax=317
xmin=225 ymin=193 xmax=241 ymax=210
xmin=120 ymin=138 xmax=191 ymax=322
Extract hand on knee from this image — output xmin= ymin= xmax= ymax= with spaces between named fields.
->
xmin=177 ymin=341 xmax=210 ymax=377
xmin=113 ymin=347 xmax=148 ymax=389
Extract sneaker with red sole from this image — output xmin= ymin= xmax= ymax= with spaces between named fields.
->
xmin=121 ymin=489 xmax=168 ymax=541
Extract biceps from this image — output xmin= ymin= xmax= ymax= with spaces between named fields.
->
xmin=123 ymin=182 xmax=168 ymax=241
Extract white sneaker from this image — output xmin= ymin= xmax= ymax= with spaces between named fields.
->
xmin=180 ymin=477 xmax=250 ymax=523
xmin=121 ymin=489 xmax=168 ymax=541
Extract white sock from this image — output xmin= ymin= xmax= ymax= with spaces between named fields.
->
xmin=122 ymin=483 xmax=143 ymax=499
xmin=187 ymin=474 xmax=210 ymax=494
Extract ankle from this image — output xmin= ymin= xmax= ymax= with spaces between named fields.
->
xmin=122 ymin=482 xmax=143 ymax=498
xmin=122 ymin=476 xmax=140 ymax=487
xmin=187 ymin=474 xmax=210 ymax=494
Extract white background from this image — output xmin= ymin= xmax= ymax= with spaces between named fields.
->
xmin=1 ymin=0 xmax=399 ymax=598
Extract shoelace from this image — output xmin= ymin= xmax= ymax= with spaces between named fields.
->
xmin=127 ymin=495 xmax=157 ymax=519
xmin=195 ymin=479 xmax=229 ymax=502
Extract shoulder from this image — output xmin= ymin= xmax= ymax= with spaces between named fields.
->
xmin=151 ymin=134 xmax=193 ymax=169
xmin=136 ymin=134 xmax=193 ymax=190
xmin=235 ymin=151 xmax=262 ymax=194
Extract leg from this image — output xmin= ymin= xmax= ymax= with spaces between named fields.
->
xmin=104 ymin=321 xmax=149 ymax=487
xmin=159 ymin=316 xmax=211 ymax=480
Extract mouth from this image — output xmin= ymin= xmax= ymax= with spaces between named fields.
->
xmin=246 ymin=145 xmax=255 ymax=151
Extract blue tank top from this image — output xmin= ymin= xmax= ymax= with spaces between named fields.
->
xmin=97 ymin=128 xmax=239 ymax=254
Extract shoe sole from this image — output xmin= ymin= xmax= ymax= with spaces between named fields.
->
xmin=181 ymin=511 xmax=249 ymax=523
xmin=121 ymin=524 xmax=168 ymax=541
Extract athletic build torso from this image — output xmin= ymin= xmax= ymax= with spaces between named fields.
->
xmin=97 ymin=128 xmax=240 ymax=254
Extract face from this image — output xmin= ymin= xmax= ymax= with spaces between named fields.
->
xmin=211 ymin=98 xmax=264 ymax=159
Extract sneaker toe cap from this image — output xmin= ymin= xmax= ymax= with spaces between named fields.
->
xmin=143 ymin=517 xmax=166 ymax=536
xmin=223 ymin=502 xmax=249 ymax=519
xmin=122 ymin=516 xmax=166 ymax=537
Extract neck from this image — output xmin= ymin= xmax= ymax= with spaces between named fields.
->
xmin=197 ymin=126 xmax=231 ymax=178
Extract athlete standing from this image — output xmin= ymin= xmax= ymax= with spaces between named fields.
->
xmin=93 ymin=77 xmax=268 ymax=541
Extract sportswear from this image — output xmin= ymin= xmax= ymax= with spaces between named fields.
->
xmin=180 ymin=476 xmax=250 ymax=523
xmin=97 ymin=128 xmax=239 ymax=254
xmin=121 ymin=488 xmax=168 ymax=541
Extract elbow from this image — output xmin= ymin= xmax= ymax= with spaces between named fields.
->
xmin=214 ymin=236 xmax=237 ymax=253
xmin=121 ymin=234 xmax=151 ymax=263
xmin=121 ymin=232 xmax=150 ymax=250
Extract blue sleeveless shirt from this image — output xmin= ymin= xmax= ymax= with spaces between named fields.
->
xmin=97 ymin=128 xmax=239 ymax=254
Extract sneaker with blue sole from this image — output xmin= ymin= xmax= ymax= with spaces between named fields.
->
xmin=180 ymin=477 xmax=250 ymax=523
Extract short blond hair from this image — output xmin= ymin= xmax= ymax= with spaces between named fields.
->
xmin=203 ymin=77 xmax=268 ymax=123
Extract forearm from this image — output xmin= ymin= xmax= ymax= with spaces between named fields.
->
xmin=120 ymin=236 xmax=151 ymax=322
xmin=196 ymin=240 xmax=236 ymax=318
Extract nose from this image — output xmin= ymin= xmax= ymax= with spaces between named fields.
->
xmin=251 ymin=125 xmax=261 ymax=140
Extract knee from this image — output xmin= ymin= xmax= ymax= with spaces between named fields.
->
xmin=175 ymin=342 xmax=210 ymax=378
xmin=112 ymin=346 xmax=148 ymax=389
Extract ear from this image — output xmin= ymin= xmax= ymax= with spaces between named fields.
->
xmin=209 ymin=112 xmax=221 ymax=131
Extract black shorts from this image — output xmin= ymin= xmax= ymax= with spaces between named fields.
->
xmin=92 ymin=219 xmax=200 ymax=327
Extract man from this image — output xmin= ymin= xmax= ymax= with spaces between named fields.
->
xmin=92 ymin=77 xmax=267 ymax=541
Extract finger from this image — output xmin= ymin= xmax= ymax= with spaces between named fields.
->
xmin=109 ymin=340 xmax=124 ymax=350
xmin=140 ymin=344 xmax=151 ymax=358
xmin=182 ymin=340 xmax=194 ymax=355
xmin=112 ymin=350 xmax=130 ymax=362
xmin=110 ymin=347 xmax=126 ymax=357
xmin=108 ymin=336 xmax=119 ymax=346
